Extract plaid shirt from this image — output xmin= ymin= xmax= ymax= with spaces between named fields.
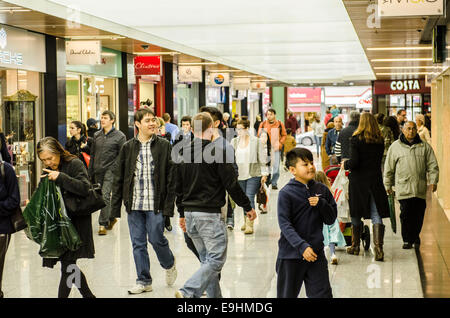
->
xmin=132 ymin=136 xmax=155 ymax=211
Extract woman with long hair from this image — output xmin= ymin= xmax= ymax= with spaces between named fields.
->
xmin=383 ymin=115 xmax=401 ymax=141
xmin=65 ymin=121 xmax=92 ymax=168
xmin=343 ymin=113 xmax=390 ymax=261
xmin=37 ymin=137 xmax=96 ymax=298
xmin=375 ymin=114 xmax=394 ymax=168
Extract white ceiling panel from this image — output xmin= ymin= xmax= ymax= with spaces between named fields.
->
xmin=24 ymin=0 xmax=376 ymax=83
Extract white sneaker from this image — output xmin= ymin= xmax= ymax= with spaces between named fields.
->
xmin=128 ymin=284 xmax=152 ymax=294
xmin=166 ymin=258 xmax=177 ymax=286
xmin=331 ymin=254 xmax=338 ymax=265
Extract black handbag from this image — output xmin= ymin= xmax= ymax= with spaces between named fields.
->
xmin=63 ymin=183 xmax=106 ymax=216
xmin=0 ymin=161 xmax=27 ymax=233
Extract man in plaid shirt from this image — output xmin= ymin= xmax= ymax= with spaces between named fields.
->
xmin=112 ymin=108 xmax=177 ymax=295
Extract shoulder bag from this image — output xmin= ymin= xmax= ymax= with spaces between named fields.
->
xmin=63 ymin=182 xmax=106 ymax=216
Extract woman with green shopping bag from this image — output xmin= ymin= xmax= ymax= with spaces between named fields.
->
xmin=36 ymin=137 xmax=96 ymax=298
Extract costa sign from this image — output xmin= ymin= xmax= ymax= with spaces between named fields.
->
xmin=134 ymin=56 xmax=161 ymax=76
xmin=390 ymin=80 xmax=420 ymax=91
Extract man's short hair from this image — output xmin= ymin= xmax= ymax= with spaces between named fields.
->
xmin=192 ymin=112 xmax=213 ymax=133
xmin=134 ymin=108 xmax=155 ymax=123
xmin=101 ymin=110 xmax=116 ymax=122
xmin=199 ymin=106 xmax=223 ymax=122
xmin=404 ymin=121 xmax=417 ymax=128
xmin=163 ymin=113 xmax=171 ymax=122
xmin=181 ymin=116 xmax=192 ymax=125
xmin=397 ymin=109 xmax=406 ymax=116
xmin=267 ymin=108 xmax=276 ymax=115
xmin=285 ymin=148 xmax=314 ymax=170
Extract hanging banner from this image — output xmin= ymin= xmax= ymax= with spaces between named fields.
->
xmin=66 ymin=41 xmax=101 ymax=65
xmin=209 ymin=72 xmax=230 ymax=87
xmin=178 ymin=65 xmax=202 ymax=82
xmin=378 ymin=0 xmax=444 ymax=17
xmin=251 ymin=81 xmax=267 ymax=92
xmin=134 ymin=56 xmax=161 ymax=76
xmin=233 ymin=77 xmax=251 ymax=90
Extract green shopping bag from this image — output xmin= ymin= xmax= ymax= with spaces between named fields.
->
xmin=388 ymin=193 xmax=397 ymax=234
xmin=23 ymin=177 xmax=82 ymax=258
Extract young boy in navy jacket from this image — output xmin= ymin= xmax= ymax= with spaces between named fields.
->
xmin=276 ymin=148 xmax=337 ymax=298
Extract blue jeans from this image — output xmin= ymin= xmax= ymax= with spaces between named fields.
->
xmin=181 ymin=212 xmax=227 ymax=298
xmin=271 ymin=151 xmax=281 ymax=187
xmin=128 ymin=210 xmax=175 ymax=286
xmin=351 ymin=192 xmax=383 ymax=226
xmin=238 ymin=176 xmax=261 ymax=214
xmin=314 ymin=135 xmax=322 ymax=155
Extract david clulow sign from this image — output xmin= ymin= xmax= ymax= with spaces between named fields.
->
xmin=178 ymin=65 xmax=202 ymax=82
xmin=378 ymin=0 xmax=444 ymax=17
xmin=66 ymin=41 xmax=101 ymax=65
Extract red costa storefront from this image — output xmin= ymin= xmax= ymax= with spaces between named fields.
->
xmin=134 ymin=55 xmax=166 ymax=116
xmin=372 ymin=79 xmax=431 ymax=121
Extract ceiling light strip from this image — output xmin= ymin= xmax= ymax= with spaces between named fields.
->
xmin=367 ymin=47 xmax=432 ymax=51
xmin=179 ymin=62 xmax=217 ymax=65
xmin=373 ymin=66 xmax=444 ymax=70
xmin=371 ymin=58 xmax=432 ymax=62
xmin=133 ymin=52 xmax=180 ymax=55
xmin=375 ymin=72 xmax=436 ymax=75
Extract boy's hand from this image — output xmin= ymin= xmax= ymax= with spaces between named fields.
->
xmin=308 ymin=196 xmax=320 ymax=207
xmin=179 ymin=218 xmax=186 ymax=233
xmin=302 ymin=247 xmax=317 ymax=262
xmin=247 ymin=209 xmax=257 ymax=221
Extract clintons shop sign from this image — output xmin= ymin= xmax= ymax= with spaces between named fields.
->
xmin=134 ymin=56 xmax=161 ymax=76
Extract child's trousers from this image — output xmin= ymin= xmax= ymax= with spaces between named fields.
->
xmin=276 ymin=251 xmax=332 ymax=298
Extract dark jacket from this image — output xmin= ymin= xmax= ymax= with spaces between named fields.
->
xmin=285 ymin=115 xmax=299 ymax=133
xmin=325 ymin=128 xmax=341 ymax=156
xmin=175 ymin=138 xmax=251 ymax=217
xmin=111 ymin=135 xmax=175 ymax=217
xmin=336 ymin=120 xmax=359 ymax=161
xmin=0 ymin=133 xmax=11 ymax=164
xmin=65 ymin=135 xmax=93 ymax=168
xmin=88 ymin=127 xmax=126 ymax=178
xmin=0 ymin=161 xmax=20 ymax=234
xmin=173 ymin=131 xmax=194 ymax=147
xmin=43 ymin=158 xmax=95 ymax=268
xmin=344 ymin=136 xmax=389 ymax=220
xmin=277 ymin=179 xmax=337 ymax=259
xmin=87 ymin=127 xmax=99 ymax=139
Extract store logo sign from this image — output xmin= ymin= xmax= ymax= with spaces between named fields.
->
xmin=379 ymin=0 xmax=443 ymax=17
xmin=178 ymin=65 xmax=202 ymax=82
xmin=209 ymin=73 xmax=229 ymax=87
xmin=390 ymin=80 xmax=420 ymax=91
xmin=66 ymin=41 xmax=101 ymax=65
xmin=0 ymin=28 xmax=23 ymax=66
xmin=134 ymin=56 xmax=161 ymax=76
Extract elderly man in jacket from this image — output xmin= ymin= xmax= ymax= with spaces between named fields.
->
xmin=325 ymin=116 xmax=343 ymax=166
xmin=384 ymin=121 xmax=439 ymax=249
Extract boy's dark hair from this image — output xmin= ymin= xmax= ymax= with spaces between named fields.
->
xmin=397 ymin=109 xmax=406 ymax=115
xmin=286 ymin=128 xmax=292 ymax=135
xmin=101 ymin=110 xmax=116 ymax=122
xmin=181 ymin=116 xmax=192 ymax=125
xmin=199 ymin=106 xmax=223 ymax=122
xmin=134 ymin=108 xmax=155 ymax=123
xmin=285 ymin=148 xmax=314 ymax=170
xmin=267 ymin=108 xmax=276 ymax=115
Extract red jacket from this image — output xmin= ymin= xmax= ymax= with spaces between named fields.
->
xmin=285 ymin=116 xmax=299 ymax=132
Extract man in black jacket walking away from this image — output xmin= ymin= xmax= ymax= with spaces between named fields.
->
xmin=334 ymin=111 xmax=360 ymax=163
xmin=89 ymin=111 xmax=126 ymax=235
xmin=111 ymin=108 xmax=177 ymax=295
xmin=175 ymin=112 xmax=257 ymax=298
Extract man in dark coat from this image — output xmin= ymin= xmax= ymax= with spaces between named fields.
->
xmin=285 ymin=111 xmax=299 ymax=137
xmin=335 ymin=111 xmax=360 ymax=163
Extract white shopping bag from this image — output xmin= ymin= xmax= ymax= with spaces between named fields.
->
xmin=330 ymin=168 xmax=351 ymax=223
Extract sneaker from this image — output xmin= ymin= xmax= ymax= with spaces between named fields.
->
xmin=175 ymin=290 xmax=185 ymax=298
xmin=272 ymin=185 xmax=278 ymax=190
xmin=98 ymin=226 xmax=107 ymax=235
xmin=166 ymin=258 xmax=177 ymax=286
xmin=106 ymin=218 xmax=118 ymax=230
xmin=227 ymin=224 xmax=234 ymax=230
xmin=331 ymin=254 xmax=338 ymax=265
xmin=260 ymin=206 xmax=268 ymax=214
xmin=128 ymin=284 xmax=152 ymax=294
xmin=402 ymin=243 xmax=413 ymax=249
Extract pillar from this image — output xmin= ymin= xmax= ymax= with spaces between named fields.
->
xmin=270 ymin=86 xmax=286 ymax=123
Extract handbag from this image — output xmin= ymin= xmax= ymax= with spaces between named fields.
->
xmin=81 ymin=152 xmax=90 ymax=167
xmin=0 ymin=160 xmax=27 ymax=233
xmin=63 ymin=183 xmax=106 ymax=216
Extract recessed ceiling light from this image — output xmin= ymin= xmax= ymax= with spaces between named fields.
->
xmin=349 ymin=82 xmax=354 ymax=86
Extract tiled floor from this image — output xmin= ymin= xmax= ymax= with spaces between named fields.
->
xmin=416 ymin=191 xmax=450 ymax=298
xmin=1 ymin=152 xmax=427 ymax=298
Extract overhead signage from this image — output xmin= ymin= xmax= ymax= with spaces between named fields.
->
xmin=233 ymin=77 xmax=251 ymax=90
xmin=378 ymin=0 xmax=444 ymax=17
xmin=373 ymin=79 xmax=430 ymax=95
xmin=134 ymin=56 xmax=161 ymax=76
xmin=390 ymin=80 xmax=420 ymax=91
xmin=66 ymin=41 xmax=102 ymax=65
xmin=288 ymin=87 xmax=322 ymax=105
xmin=0 ymin=24 xmax=45 ymax=72
xmin=178 ymin=65 xmax=202 ymax=82
xmin=209 ymin=72 xmax=230 ymax=87
xmin=251 ymin=81 xmax=267 ymax=92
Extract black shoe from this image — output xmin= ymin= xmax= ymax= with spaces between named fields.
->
xmin=272 ymin=185 xmax=278 ymax=190
xmin=0 ymin=291 xmax=3 ymax=298
xmin=402 ymin=243 xmax=413 ymax=249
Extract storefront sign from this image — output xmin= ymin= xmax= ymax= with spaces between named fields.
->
xmin=178 ymin=65 xmax=202 ymax=82
xmin=378 ymin=0 xmax=443 ymax=17
xmin=134 ymin=56 xmax=161 ymax=76
xmin=251 ymin=81 xmax=267 ymax=92
xmin=288 ymin=87 xmax=322 ymax=105
xmin=373 ymin=80 xmax=430 ymax=95
xmin=0 ymin=24 xmax=45 ymax=72
xmin=233 ymin=77 xmax=251 ymax=90
xmin=66 ymin=47 xmax=122 ymax=78
xmin=209 ymin=72 xmax=230 ymax=87
xmin=66 ymin=41 xmax=102 ymax=65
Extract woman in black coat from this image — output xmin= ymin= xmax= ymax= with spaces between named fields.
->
xmin=0 ymin=132 xmax=11 ymax=164
xmin=37 ymin=136 xmax=95 ymax=298
xmin=343 ymin=113 xmax=389 ymax=261
xmin=65 ymin=121 xmax=93 ymax=168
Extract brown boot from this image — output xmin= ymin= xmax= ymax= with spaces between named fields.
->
xmin=373 ymin=224 xmax=385 ymax=261
xmin=346 ymin=224 xmax=361 ymax=255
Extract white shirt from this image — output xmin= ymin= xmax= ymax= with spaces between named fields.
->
xmin=311 ymin=121 xmax=325 ymax=137
xmin=235 ymin=142 xmax=251 ymax=180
